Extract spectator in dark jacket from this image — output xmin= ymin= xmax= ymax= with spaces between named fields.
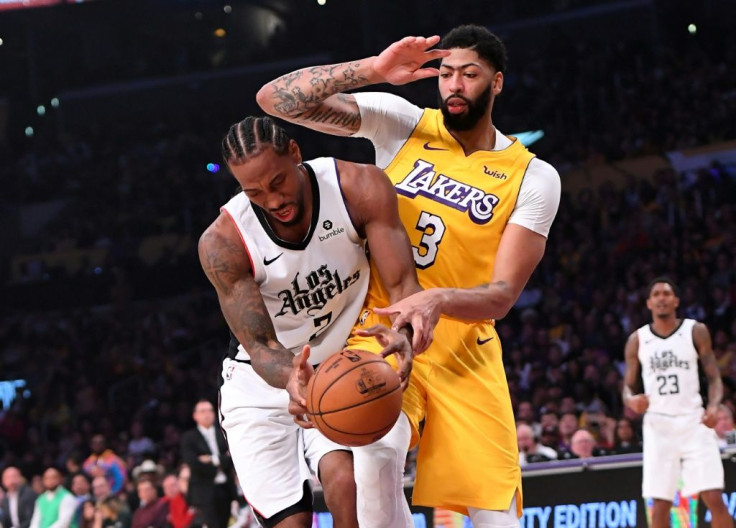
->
xmin=1 ymin=467 xmax=38 ymax=528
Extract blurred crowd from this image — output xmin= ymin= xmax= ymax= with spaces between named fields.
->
xmin=0 ymin=4 xmax=735 ymax=525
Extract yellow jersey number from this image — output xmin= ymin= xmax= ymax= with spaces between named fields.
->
xmin=413 ymin=211 xmax=446 ymax=269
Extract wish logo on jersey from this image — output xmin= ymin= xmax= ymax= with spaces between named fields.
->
xmin=275 ymin=264 xmax=361 ymax=317
xmin=648 ymin=350 xmax=691 ymax=373
xmin=394 ymin=159 xmax=500 ymax=224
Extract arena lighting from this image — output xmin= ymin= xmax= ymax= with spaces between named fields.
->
xmin=214 ymin=28 xmax=226 ymax=37
xmin=223 ymin=4 xmax=231 ymax=13
xmin=206 ymin=163 xmax=220 ymax=173
xmin=688 ymin=23 xmax=697 ymax=34
xmin=50 ymin=97 xmax=60 ymax=108
xmin=514 ymin=129 xmax=544 ymax=147
xmin=25 ymin=126 xmax=34 ymax=137
xmin=37 ymin=105 xmax=46 ymax=116
xmin=0 ymin=37 xmax=4 ymax=46
xmin=317 ymin=0 xmax=326 ymax=5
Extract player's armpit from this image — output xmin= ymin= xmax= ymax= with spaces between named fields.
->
xmin=198 ymin=215 xmax=294 ymax=389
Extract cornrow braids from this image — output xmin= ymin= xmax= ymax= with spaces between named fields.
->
xmin=221 ymin=116 xmax=291 ymax=165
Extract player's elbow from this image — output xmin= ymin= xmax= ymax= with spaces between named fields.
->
xmin=255 ymin=86 xmax=277 ymax=115
xmin=489 ymin=287 xmax=517 ymax=319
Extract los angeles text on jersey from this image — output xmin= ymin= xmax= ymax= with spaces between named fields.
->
xmin=394 ymin=159 xmax=501 ymax=224
xmin=648 ymin=349 xmax=690 ymax=373
xmin=275 ymin=265 xmax=361 ymax=317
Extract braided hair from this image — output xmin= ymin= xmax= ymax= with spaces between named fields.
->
xmin=221 ymin=116 xmax=291 ymax=166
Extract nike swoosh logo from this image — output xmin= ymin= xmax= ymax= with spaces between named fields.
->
xmin=263 ymin=253 xmax=283 ymax=266
xmin=477 ymin=336 xmax=494 ymax=345
xmin=423 ymin=142 xmax=449 ymax=151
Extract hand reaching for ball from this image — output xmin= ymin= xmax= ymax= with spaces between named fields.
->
xmin=355 ymin=324 xmax=413 ymax=390
xmin=286 ymin=345 xmax=314 ymax=428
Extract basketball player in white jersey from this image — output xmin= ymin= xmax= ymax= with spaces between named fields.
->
xmin=623 ymin=277 xmax=733 ymax=528
xmin=199 ymin=116 xmax=420 ymax=528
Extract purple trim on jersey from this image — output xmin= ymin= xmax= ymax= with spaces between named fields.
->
xmin=333 ymin=158 xmax=363 ymax=238
xmin=394 ymin=158 xmax=499 ymax=225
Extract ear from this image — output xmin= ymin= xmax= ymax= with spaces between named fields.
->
xmin=289 ymin=139 xmax=302 ymax=164
xmin=493 ymin=71 xmax=504 ymax=96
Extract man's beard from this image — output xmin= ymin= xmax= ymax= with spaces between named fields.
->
xmin=439 ymin=84 xmax=492 ymax=131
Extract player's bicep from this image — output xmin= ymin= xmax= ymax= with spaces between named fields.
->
xmin=623 ymin=333 xmax=641 ymax=387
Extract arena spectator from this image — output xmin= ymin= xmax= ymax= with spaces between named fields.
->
xmin=610 ymin=418 xmax=643 ymax=455
xmin=517 ymin=424 xmax=558 ymax=466
xmin=160 ymin=475 xmax=194 ymax=528
xmin=82 ymin=437 xmax=127 ymax=496
xmin=715 ymin=404 xmax=736 ymax=449
xmin=29 ymin=468 xmax=76 ymax=528
xmin=130 ymin=481 xmax=167 ymax=528
xmin=1 ymin=467 xmax=37 ymax=528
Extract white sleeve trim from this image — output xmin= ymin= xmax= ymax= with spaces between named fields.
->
xmin=508 ymin=157 xmax=561 ymax=238
xmin=353 ymin=92 xmax=423 ymax=169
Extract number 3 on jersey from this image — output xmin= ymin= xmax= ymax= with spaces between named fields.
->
xmin=413 ymin=211 xmax=446 ymax=269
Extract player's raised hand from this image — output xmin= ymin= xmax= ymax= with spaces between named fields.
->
xmin=374 ymin=289 xmax=441 ymax=354
xmin=372 ymin=35 xmax=451 ymax=85
xmin=702 ymin=404 xmax=719 ymax=428
xmin=625 ymin=394 xmax=649 ymax=415
xmin=355 ymin=324 xmax=413 ymax=391
xmin=286 ymin=345 xmax=315 ymax=428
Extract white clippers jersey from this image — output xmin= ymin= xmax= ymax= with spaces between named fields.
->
xmin=221 ymin=157 xmax=370 ymax=365
xmin=637 ymin=319 xmax=702 ymax=416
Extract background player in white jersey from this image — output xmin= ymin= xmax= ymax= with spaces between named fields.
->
xmin=199 ymin=116 xmax=419 ymax=528
xmin=622 ymin=277 xmax=733 ymax=528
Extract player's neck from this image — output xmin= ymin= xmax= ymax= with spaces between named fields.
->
xmin=651 ymin=315 xmax=680 ymax=335
xmin=446 ymin=114 xmax=496 ymax=156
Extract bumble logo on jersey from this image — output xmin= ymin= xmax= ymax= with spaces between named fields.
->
xmin=275 ymin=265 xmax=362 ymax=317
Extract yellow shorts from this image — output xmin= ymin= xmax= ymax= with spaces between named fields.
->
xmin=347 ymin=309 xmax=522 ymax=517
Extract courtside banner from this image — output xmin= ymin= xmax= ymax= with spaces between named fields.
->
xmin=312 ymin=452 xmax=736 ymax=527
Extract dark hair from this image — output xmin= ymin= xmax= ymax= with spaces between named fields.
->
xmin=221 ymin=116 xmax=291 ymax=166
xmin=440 ymin=24 xmax=507 ymax=73
xmin=646 ymin=276 xmax=680 ymax=298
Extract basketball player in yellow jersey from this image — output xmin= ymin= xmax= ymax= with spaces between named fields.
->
xmin=258 ymin=25 xmax=561 ymax=527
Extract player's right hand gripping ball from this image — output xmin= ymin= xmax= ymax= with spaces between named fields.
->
xmin=306 ymin=349 xmax=402 ymax=446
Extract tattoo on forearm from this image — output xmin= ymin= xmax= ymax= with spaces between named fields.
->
xmin=300 ymin=95 xmax=360 ymax=127
xmin=270 ymin=62 xmax=369 ymax=118
xmin=201 ymin=230 xmax=293 ymax=387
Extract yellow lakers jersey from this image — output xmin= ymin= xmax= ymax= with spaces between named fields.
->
xmin=365 ymin=108 xmax=536 ymax=309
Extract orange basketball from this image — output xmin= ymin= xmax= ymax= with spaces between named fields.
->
xmin=306 ymin=349 xmax=402 ymax=447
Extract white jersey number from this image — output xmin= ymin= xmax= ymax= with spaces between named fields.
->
xmin=656 ymin=374 xmax=680 ymax=395
xmin=413 ymin=211 xmax=446 ymax=269
xmin=309 ymin=311 xmax=333 ymax=341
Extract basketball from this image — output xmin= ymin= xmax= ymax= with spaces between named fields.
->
xmin=305 ymin=349 xmax=403 ymax=447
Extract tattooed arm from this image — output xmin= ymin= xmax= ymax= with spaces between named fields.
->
xmin=198 ymin=213 xmax=293 ymax=388
xmin=695 ymin=322 xmax=723 ymax=427
xmin=256 ymin=35 xmax=449 ymax=136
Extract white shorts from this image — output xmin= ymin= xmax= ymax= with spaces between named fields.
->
xmin=642 ymin=411 xmax=724 ymax=500
xmin=219 ymin=357 xmax=348 ymax=519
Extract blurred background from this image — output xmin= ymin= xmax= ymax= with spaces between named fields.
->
xmin=0 ymin=0 xmax=735 ymax=525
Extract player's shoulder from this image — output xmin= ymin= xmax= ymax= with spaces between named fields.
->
xmin=527 ymin=156 xmax=560 ymax=181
